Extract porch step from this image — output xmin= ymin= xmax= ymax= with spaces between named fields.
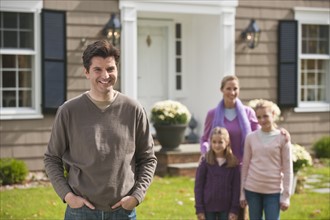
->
xmin=155 ymin=143 xmax=201 ymax=177
xmin=167 ymin=162 xmax=199 ymax=178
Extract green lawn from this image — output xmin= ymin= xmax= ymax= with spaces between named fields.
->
xmin=0 ymin=160 xmax=329 ymax=219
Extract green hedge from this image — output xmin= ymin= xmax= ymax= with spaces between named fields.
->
xmin=313 ymin=136 xmax=330 ymax=159
xmin=0 ymin=158 xmax=28 ymax=185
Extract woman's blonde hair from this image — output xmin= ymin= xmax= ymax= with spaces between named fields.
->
xmin=220 ymin=75 xmax=239 ymax=90
xmin=206 ymin=126 xmax=238 ymax=168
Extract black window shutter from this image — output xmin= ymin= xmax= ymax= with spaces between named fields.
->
xmin=277 ymin=20 xmax=298 ymax=107
xmin=42 ymin=9 xmax=67 ymax=113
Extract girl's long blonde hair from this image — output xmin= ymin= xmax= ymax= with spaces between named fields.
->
xmin=254 ymin=99 xmax=278 ymax=128
xmin=205 ymin=126 xmax=238 ymax=168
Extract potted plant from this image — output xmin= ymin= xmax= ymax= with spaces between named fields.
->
xmin=292 ymin=143 xmax=313 ymax=174
xmin=291 ymin=143 xmax=313 ymax=193
xmin=151 ymin=100 xmax=191 ymax=151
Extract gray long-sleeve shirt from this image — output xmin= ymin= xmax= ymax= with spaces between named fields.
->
xmin=44 ymin=92 xmax=157 ymax=211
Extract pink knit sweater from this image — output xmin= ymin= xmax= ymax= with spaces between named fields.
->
xmin=240 ymin=129 xmax=293 ymax=205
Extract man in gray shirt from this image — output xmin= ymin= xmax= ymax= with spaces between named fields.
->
xmin=44 ymin=40 xmax=157 ymax=220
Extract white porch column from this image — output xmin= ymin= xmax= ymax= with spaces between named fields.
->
xmin=219 ymin=9 xmax=236 ymax=76
xmin=119 ymin=2 xmax=137 ymax=99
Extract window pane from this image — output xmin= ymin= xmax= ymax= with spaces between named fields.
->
xmin=19 ymin=13 xmax=33 ymax=29
xmin=317 ymin=72 xmax=325 ymax=85
xmin=308 ymin=25 xmax=317 ymax=38
xmin=319 ymin=41 xmax=328 ymax=54
xmin=318 ymin=88 xmax=325 ymax=101
xmin=176 ymin=75 xmax=182 ymax=90
xmin=301 ymin=72 xmax=305 ymax=85
xmin=307 ymin=89 xmax=315 ymax=101
xmin=302 ymin=40 xmax=307 ymax=53
xmin=18 ymin=55 xmax=31 ymax=68
xmin=20 ymin=31 xmax=34 ymax=48
xmin=2 ymin=71 xmax=16 ymax=87
xmin=2 ymin=55 xmax=16 ymax=68
xmin=307 ymin=73 xmax=315 ymax=85
xmin=300 ymin=88 xmax=305 ymax=101
xmin=3 ymin=31 xmax=18 ymax=48
xmin=176 ymin=58 xmax=181 ymax=72
xmin=3 ymin=12 xmax=17 ymax=28
xmin=307 ymin=60 xmax=315 ymax=69
xmin=19 ymin=71 xmax=31 ymax=87
xmin=176 ymin=41 xmax=181 ymax=56
xmin=176 ymin=23 xmax=181 ymax=39
xmin=19 ymin=90 xmax=31 ymax=107
xmin=2 ymin=91 xmax=16 ymax=107
xmin=308 ymin=40 xmax=317 ymax=53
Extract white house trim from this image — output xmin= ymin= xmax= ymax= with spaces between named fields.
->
xmin=119 ymin=0 xmax=238 ymax=100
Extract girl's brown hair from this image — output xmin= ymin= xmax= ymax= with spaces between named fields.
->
xmin=205 ymin=126 xmax=238 ymax=168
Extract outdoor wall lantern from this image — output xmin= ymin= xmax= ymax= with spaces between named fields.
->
xmin=241 ymin=19 xmax=261 ymax=49
xmin=102 ymin=13 xmax=121 ymax=46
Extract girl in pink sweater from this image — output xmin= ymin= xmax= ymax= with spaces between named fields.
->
xmin=240 ymin=100 xmax=293 ymax=220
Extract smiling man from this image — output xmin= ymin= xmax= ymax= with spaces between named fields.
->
xmin=44 ymin=40 xmax=157 ymax=220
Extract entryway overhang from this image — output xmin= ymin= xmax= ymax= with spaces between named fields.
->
xmin=119 ymin=0 xmax=238 ymax=99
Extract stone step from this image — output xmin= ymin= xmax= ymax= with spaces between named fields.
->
xmin=154 ymin=143 xmax=201 ymax=177
xmin=167 ymin=162 xmax=199 ymax=178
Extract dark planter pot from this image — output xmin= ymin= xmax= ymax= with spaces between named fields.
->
xmin=154 ymin=124 xmax=187 ymax=151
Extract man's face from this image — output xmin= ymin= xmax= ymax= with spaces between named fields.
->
xmin=85 ymin=56 xmax=117 ymax=96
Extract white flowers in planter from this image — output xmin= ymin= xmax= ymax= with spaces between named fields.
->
xmin=151 ymin=100 xmax=191 ymax=126
xmin=292 ymin=144 xmax=313 ymax=173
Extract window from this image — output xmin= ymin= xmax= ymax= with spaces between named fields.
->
xmin=295 ymin=7 xmax=330 ymax=112
xmin=175 ymin=23 xmax=182 ymax=91
xmin=0 ymin=1 xmax=42 ymax=119
xmin=300 ymin=25 xmax=329 ymax=102
xmin=1 ymin=54 xmax=33 ymax=108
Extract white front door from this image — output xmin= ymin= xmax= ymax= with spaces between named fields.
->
xmin=137 ymin=20 xmax=170 ymax=120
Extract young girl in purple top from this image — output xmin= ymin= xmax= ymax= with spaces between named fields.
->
xmin=195 ymin=127 xmax=240 ymax=220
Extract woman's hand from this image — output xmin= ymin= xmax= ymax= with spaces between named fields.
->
xmin=197 ymin=213 xmax=206 ymax=220
xmin=240 ymin=199 xmax=247 ymax=208
xmin=228 ymin=212 xmax=238 ymax=220
xmin=280 ymin=127 xmax=291 ymax=142
xmin=64 ymin=192 xmax=95 ymax=209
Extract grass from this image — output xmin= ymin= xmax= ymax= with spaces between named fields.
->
xmin=0 ymin=160 xmax=329 ymax=220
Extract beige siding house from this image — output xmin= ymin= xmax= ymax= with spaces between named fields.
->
xmin=1 ymin=0 xmax=329 ymax=171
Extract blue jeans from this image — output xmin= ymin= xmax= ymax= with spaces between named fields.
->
xmin=205 ymin=211 xmax=228 ymax=220
xmin=64 ymin=205 xmax=136 ymax=220
xmin=245 ymin=189 xmax=280 ymax=220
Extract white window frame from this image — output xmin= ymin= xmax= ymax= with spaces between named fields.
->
xmin=0 ymin=0 xmax=43 ymax=120
xmin=294 ymin=7 xmax=330 ymax=112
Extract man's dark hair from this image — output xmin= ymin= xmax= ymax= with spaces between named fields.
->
xmin=82 ymin=40 xmax=120 ymax=71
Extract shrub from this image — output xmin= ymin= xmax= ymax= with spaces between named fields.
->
xmin=0 ymin=158 xmax=28 ymax=185
xmin=313 ymin=136 xmax=330 ymax=159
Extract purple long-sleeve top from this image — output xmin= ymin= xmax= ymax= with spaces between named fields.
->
xmin=194 ymin=158 xmax=241 ymax=215
xmin=200 ymin=106 xmax=259 ymax=163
